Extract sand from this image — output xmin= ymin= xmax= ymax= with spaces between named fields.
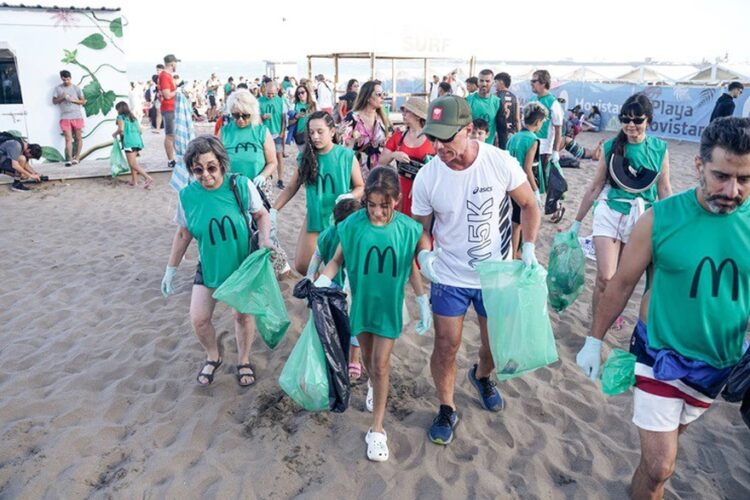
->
xmin=1 ymin=132 xmax=748 ymax=499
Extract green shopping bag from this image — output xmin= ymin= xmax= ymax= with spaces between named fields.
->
xmin=547 ymin=230 xmax=586 ymax=312
xmin=279 ymin=318 xmax=329 ymax=411
xmin=109 ymin=140 xmax=130 ymax=177
xmin=600 ymin=349 xmax=636 ymax=396
xmin=476 ymin=261 xmax=558 ymax=380
xmin=212 ymin=248 xmax=290 ymax=349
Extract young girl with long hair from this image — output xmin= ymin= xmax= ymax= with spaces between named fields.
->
xmin=113 ymin=101 xmax=153 ymax=188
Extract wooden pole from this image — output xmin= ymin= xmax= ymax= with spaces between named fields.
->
xmin=370 ymin=53 xmax=375 ymax=80
xmin=334 ymin=55 xmax=340 ymax=101
xmin=391 ymin=57 xmax=396 ymax=108
xmin=423 ymin=57 xmax=429 ymax=101
xmin=307 ymin=56 xmax=312 ymax=81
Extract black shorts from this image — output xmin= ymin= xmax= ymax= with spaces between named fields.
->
xmin=1 ymin=157 xmax=16 ymax=175
xmin=123 ymin=147 xmax=142 ymax=153
xmin=511 ymin=199 xmax=521 ymax=224
xmin=194 ymin=262 xmax=204 ymax=286
xmin=209 ymin=95 xmax=216 ymax=108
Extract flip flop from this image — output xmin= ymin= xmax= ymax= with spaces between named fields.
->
xmin=365 ymin=429 xmax=389 ymax=462
xmin=196 ymin=358 xmax=222 ymax=386
xmin=236 ymin=363 xmax=256 ymax=387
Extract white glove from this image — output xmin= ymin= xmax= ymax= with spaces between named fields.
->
xmin=161 ymin=266 xmax=177 ymax=297
xmin=306 ymin=250 xmax=322 ymax=280
xmin=415 ymin=295 xmax=432 ymax=335
xmin=335 ymin=192 xmax=354 ymax=205
xmin=533 ymin=190 xmax=543 ymax=208
xmin=576 ymin=336 xmax=603 ymax=380
xmin=521 ymin=242 xmax=537 ymax=267
xmin=314 ymin=275 xmax=332 ymax=288
xmin=253 ymin=174 xmax=266 ymax=188
xmin=417 ymin=248 xmax=442 ymax=283
xmin=269 ymin=208 xmax=278 ymax=241
xmin=551 ymin=150 xmax=560 ymax=163
xmin=570 ymin=220 xmax=581 ymax=235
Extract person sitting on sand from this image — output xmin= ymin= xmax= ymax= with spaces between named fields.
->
xmin=113 ymin=101 xmax=153 ymax=189
xmin=161 ymin=135 xmax=274 ymax=387
xmin=566 ymin=93 xmax=672 ymax=332
xmin=581 ymin=105 xmax=602 ymax=132
xmin=315 ymin=167 xmax=431 ymax=462
xmin=576 ymin=117 xmax=750 ymax=500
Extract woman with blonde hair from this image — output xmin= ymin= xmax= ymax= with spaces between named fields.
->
xmin=341 ymin=80 xmax=391 ymax=179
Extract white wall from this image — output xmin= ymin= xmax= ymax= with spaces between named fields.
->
xmin=0 ymin=7 xmax=129 ymax=161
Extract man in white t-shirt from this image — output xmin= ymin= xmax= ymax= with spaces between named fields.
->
xmin=411 ymin=95 xmax=541 ymax=445
xmin=529 ymin=69 xmax=563 ymax=170
xmin=315 ymin=74 xmax=334 ymax=114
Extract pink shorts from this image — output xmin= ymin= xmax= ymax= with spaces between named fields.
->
xmin=60 ymin=118 xmax=85 ymax=132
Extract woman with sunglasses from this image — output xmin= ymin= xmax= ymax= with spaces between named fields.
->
xmin=289 ymin=84 xmax=317 ymax=145
xmin=273 ymin=111 xmax=365 ymax=275
xmin=161 ymin=135 xmax=274 ymax=387
xmin=341 ymin=80 xmax=391 ymax=180
xmin=567 ymin=93 xmax=672 ymax=329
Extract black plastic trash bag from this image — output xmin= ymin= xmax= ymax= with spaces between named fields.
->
xmin=741 ymin=390 xmax=750 ymax=430
xmin=545 ymin=161 xmax=568 ymax=215
xmin=296 ymin=278 xmax=352 ymax=413
xmin=721 ymin=347 xmax=750 ymax=402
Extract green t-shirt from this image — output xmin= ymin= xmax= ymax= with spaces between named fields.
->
xmin=224 ymin=83 xmax=232 ymax=95
xmin=506 ymin=129 xmax=538 ymax=173
xmin=258 ymin=95 xmax=284 ymax=136
xmin=117 ymin=114 xmax=144 ymax=150
xmin=222 ymin=121 xmax=268 ymax=178
xmin=317 ymin=224 xmax=345 ymax=287
xmin=466 ymin=93 xmax=500 ymax=144
xmin=337 ymin=209 xmax=421 ymax=339
xmin=296 ymin=144 xmax=354 ymax=232
xmin=530 ymin=93 xmax=557 ymax=140
xmin=647 ymin=188 xmax=750 ymax=368
xmin=603 ymin=135 xmax=667 ymax=215
xmin=179 ymin=175 xmax=251 ymax=288
xmin=294 ymin=101 xmax=310 ymax=134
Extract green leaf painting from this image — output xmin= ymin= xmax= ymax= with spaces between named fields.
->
xmin=41 ymin=146 xmax=65 ymax=163
xmin=109 ymin=17 xmax=123 ymax=37
xmin=79 ymin=33 xmax=106 ymax=50
xmin=83 ymin=81 xmax=117 ymax=117
xmin=61 ymin=49 xmax=78 ymax=64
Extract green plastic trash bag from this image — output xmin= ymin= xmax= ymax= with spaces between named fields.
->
xmin=476 ymin=261 xmax=559 ymax=381
xmin=547 ymin=230 xmax=586 ymax=312
xmin=600 ymin=348 xmax=636 ymax=396
xmin=109 ymin=140 xmax=130 ymax=177
xmin=279 ymin=317 xmax=329 ymax=411
xmin=212 ymin=248 xmax=290 ymax=349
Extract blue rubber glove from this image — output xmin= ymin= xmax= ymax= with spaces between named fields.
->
xmin=576 ymin=336 xmax=603 ymax=380
xmin=253 ymin=174 xmax=267 ymax=188
xmin=161 ymin=266 xmax=177 ymax=297
xmin=570 ymin=220 xmax=581 ymax=235
xmin=269 ymin=208 xmax=278 ymax=241
xmin=417 ymin=248 xmax=442 ymax=283
xmin=521 ymin=242 xmax=538 ymax=267
xmin=314 ymin=275 xmax=332 ymax=288
xmin=415 ymin=295 xmax=432 ymax=335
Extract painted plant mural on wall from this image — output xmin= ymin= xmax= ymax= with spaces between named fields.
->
xmin=44 ymin=9 xmax=128 ymax=162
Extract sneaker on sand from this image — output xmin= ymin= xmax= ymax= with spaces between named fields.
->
xmin=428 ymin=404 xmax=459 ymax=445
xmin=468 ymin=364 xmax=504 ymax=412
xmin=11 ymin=180 xmax=29 ymax=192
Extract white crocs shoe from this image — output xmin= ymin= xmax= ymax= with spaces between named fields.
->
xmin=366 ymin=379 xmax=374 ymax=413
xmin=365 ymin=428 xmax=389 ymax=462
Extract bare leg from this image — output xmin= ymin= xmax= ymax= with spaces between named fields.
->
xmin=631 ymin=425 xmax=686 ymax=499
xmin=359 ymin=333 xmax=395 ymax=433
xmin=126 ymin=151 xmax=152 ymax=184
xmin=475 ymin=315 xmax=495 ymax=378
xmin=233 ymin=309 xmax=256 ymax=384
xmin=431 ymin=314 xmax=465 ymax=409
xmin=164 ymin=134 xmax=175 ymax=161
xmin=592 ymin=236 xmax=622 ymax=323
xmin=293 ymin=222 xmax=319 ymax=275
xmin=189 ymin=285 xmax=220 ymax=384
xmin=63 ymin=129 xmax=73 ymax=161
xmin=73 ymin=128 xmax=83 ymax=161
xmin=276 ymin=151 xmax=284 ymax=184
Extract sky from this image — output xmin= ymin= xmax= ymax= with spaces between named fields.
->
xmin=79 ymin=0 xmax=750 ymax=65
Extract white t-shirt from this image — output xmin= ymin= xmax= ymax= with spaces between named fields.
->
xmin=411 ymin=141 xmax=527 ymax=288
xmin=539 ymin=99 xmax=563 ymax=154
xmin=316 ymin=80 xmax=333 ymax=109
xmin=173 ymin=177 xmax=264 ymax=227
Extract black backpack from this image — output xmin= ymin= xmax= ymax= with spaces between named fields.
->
xmin=0 ymin=131 xmax=23 ymax=148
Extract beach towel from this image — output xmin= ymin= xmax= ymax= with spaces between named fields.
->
xmin=169 ymin=91 xmax=194 ymax=193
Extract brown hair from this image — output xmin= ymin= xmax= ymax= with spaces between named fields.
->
xmin=363 ymin=167 xmax=400 ymax=205
xmin=333 ymin=198 xmax=361 ymax=224
xmin=299 ymin=111 xmax=338 ymax=185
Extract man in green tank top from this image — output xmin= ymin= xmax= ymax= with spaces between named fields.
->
xmin=576 ymin=117 xmax=750 ymax=499
xmin=466 ymin=69 xmax=501 ymax=145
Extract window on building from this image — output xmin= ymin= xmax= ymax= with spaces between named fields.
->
xmin=0 ymin=49 xmax=23 ymax=105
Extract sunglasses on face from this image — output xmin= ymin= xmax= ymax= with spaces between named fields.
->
xmin=296 ymin=91 xmax=306 ymax=96
xmin=192 ymin=164 xmax=220 ymax=176
xmin=530 ymin=79 xmax=539 ymax=84
xmin=374 ymin=92 xmax=384 ymax=97
xmin=232 ymin=113 xmax=251 ymax=121
xmin=425 ymin=130 xmax=460 ymax=144
xmin=619 ymin=115 xmax=647 ymax=125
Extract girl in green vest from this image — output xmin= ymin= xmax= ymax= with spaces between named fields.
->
xmin=314 ymin=167 xmax=432 ymax=462
xmin=160 ymin=135 xmax=274 ymax=387
xmin=566 ymin=93 xmax=672 ymax=329
xmin=272 ymin=111 xmax=365 ymax=275
xmin=113 ymin=101 xmax=153 ymax=188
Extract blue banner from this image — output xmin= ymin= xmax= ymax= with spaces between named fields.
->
xmin=511 ymin=81 xmax=750 ymax=143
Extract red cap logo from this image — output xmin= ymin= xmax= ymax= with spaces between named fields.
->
xmin=432 ymin=107 xmax=443 ymax=121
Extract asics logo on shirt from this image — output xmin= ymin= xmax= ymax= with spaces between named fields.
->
xmin=689 ymin=256 xmax=739 ymax=301
xmin=472 ymin=186 xmax=493 ymax=194
xmin=208 ymin=216 xmax=238 ymax=245
xmin=363 ymin=245 xmax=397 ymax=277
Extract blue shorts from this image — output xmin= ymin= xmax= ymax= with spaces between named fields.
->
xmin=431 ymin=283 xmax=487 ymax=317
xmin=273 ymin=135 xmax=283 ymax=147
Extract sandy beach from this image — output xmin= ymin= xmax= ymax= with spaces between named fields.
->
xmin=1 ymin=132 xmax=748 ymax=499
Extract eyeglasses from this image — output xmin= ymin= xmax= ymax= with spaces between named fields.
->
xmin=424 ymin=130 xmax=460 ymax=144
xmin=530 ymin=79 xmax=539 ymax=84
xmin=191 ymin=164 xmax=220 ymax=176
xmin=296 ymin=91 xmax=306 ymax=95
xmin=232 ymin=113 xmax=251 ymax=121
xmin=374 ymin=92 xmax=384 ymax=97
xmin=619 ymin=115 xmax=647 ymax=125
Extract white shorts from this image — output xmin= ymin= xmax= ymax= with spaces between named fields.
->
xmin=632 ymin=387 xmax=711 ymax=432
xmin=592 ymin=202 xmax=633 ymax=243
